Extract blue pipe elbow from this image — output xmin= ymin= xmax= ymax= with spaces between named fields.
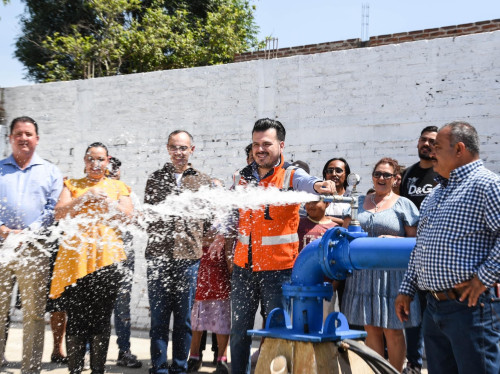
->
xmin=291 ymin=238 xmax=324 ymax=286
xmin=248 ymin=226 xmax=415 ymax=341
xmin=301 ymin=226 xmax=416 ymax=281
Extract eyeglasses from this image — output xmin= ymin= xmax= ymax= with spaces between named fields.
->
xmin=419 ymin=136 xmax=435 ymax=145
xmin=372 ymin=171 xmax=394 ymax=179
xmin=167 ymin=145 xmax=190 ymax=152
xmin=326 ymin=167 xmax=344 ymax=174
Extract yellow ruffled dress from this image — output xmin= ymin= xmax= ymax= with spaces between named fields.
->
xmin=50 ymin=177 xmax=129 ymax=299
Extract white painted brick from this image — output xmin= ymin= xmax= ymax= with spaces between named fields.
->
xmin=3 ymin=30 xmax=500 ymax=331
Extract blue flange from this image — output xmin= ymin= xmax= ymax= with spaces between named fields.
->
xmin=248 ymin=309 xmax=366 ymax=342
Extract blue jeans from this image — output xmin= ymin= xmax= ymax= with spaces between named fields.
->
xmin=147 ymin=258 xmax=200 ymax=374
xmin=230 ymin=266 xmax=291 ymax=374
xmin=404 ymin=289 xmax=427 ymax=367
xmin=114 ymin=248 xmax=135 ymax=353
xmin=423 ymin=289 xmax=500 ymax=374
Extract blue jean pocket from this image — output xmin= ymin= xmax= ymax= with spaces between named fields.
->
xmin=489 ymin=297 xmax=500 ymax=333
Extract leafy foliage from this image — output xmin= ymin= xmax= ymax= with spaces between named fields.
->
xmin=15 ymin=0 xmax=261 ymax=82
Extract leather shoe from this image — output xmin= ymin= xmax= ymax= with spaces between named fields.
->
xmin=51 ymin=353 xmax=69 ymax=364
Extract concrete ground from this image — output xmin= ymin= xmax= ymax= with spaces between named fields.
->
xmin=1 ymin=323 xmax=253 ymax=374
xmin=1 ymin=323 xmax=427 ymax=373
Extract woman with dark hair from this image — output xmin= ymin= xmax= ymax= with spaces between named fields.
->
xmin=321 ymin=157 xmax=352 ymax=313
xmin=341 ymin=157 xmax=420 ymax=372
xmin=50 ymin=142 xmax=133 ymax=374
xmin=322 ymin=157 xmax=351 ymax=227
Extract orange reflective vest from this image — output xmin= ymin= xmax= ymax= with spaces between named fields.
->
xmin=234 ymin=157 xmax=300 ymax=271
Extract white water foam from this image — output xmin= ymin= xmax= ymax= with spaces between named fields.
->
xmin=142 ymin=185 xmax=320 ymax=221
xmin=0 ymin=186 xmax=322 ymax=264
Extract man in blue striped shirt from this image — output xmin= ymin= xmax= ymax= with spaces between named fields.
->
xmin=0 ymin=116 xmax=63 ymax=373
xmin=396 ymin=121 xmax=500 ymax=374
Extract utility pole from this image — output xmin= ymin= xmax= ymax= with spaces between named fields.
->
xmin=265 ymin=37 xmax=279 ymax=59
xmin=361 ymin=3 xmax=370 ymax=43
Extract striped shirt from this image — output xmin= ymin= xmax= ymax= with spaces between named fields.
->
xmin=399 ymin=160 xmax=500 ymax=296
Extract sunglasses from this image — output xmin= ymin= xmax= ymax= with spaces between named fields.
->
xmin=326 ymin=167 xmax=344 ymax=174
xmin=372 ymin=171 xmax=394 ymax=179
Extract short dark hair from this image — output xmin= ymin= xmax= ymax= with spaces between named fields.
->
xmin=109 ymin=156 xmax=122 ymax=172
xmin=442 ymin=121 xmax=480 ymax=155
xmin=291 ymin=160 xmax=310 ymax=174
xmin=168 ymin=130 xmax=194 ymax=144
xmin=373 ymin=157 xmax=400 ymax=175
xmin=10 ymin=116 xmax=38 ymax=135
xmin=252 ymin=118 xmax=286 ymax=141
xmin=421 ymin=126 xmax=438 ymax=135
xmin=85 ymin=142 xmax=109 ymax=156
xmin=245 ymin=143 xmax=252 ymax=158
xmin=322 ymin=157 xmax=351 ymax=189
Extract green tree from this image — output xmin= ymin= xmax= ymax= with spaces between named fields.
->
xmin=15 ymin=0 xmax=261 ymax=82
xmin=15 ymin=0 xmax=99 ymax=82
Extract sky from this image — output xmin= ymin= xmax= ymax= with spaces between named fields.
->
xmin=1 ymin=0 xmax=499 ymax=87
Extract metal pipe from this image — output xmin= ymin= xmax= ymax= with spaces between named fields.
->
xmin=248 ymin=226 xmax=416 ymax=342
xmin=349 ymin=237 xmax=416 ymax=270
xmin=287 ymin=227 xmax=415 ymax=336
xmin=318 ymin=227 xmax=415 ymax=281
xmin=290 ymin=238 xmax=323 ymax=286
xmin=320 ymin=196 xmax=356 ymax=204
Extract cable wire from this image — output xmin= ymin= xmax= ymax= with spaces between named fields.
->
xmin=336 ymin=339 xmax=400 ymax=374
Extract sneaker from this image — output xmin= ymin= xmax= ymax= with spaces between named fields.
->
xmin=117 ymin=351 xmax=143 ymax=368
xmin=187 ymin=357 xmax=202 ymax=372
xmin=214 ymin=360 xmax=229 ymax=374
xmin=251 ymin=348 xmax=260 ymax=366
xmin=83 ymin=352 xmax=90 ymax=371
xmin=402 ymin=363 xmax=422 ymax=374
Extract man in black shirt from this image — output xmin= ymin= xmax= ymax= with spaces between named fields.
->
xmin=401 ymin=126 xmax=438 ymax=209
xmin=400 ymin=125 xmax=437 ymax=374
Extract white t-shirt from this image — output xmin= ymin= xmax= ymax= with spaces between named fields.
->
xmin=174 ymin=173 xmax=183 ymax=187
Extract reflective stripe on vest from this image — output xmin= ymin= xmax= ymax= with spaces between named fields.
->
xmin=238 ymin=234 xmax=250 ymax=245
xmin=238 ymin=233 xmax=298 ymax=246
xmin=262 ymin=233 xmax=299 ymax=246
xmin=233 ymin=172 xmax=242 ymax=188
xmin=282 ymin=166 xmax=297 ymax=191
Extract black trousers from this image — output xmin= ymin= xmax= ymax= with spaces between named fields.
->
xmin=63 ymin=264 xmax=123 ymax=337
xmin=62 ymin=264 xmax=124 ymax=374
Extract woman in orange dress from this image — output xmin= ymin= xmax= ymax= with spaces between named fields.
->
xmin=50 ymin=142 xmax=133 ymax=374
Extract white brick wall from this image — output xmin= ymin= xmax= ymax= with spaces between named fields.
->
xmin=2 ymin=30 xmax=500 ymax=330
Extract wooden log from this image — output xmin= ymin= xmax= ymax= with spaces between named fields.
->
xmin=255 ymin=338 xmax=375 ymax=374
